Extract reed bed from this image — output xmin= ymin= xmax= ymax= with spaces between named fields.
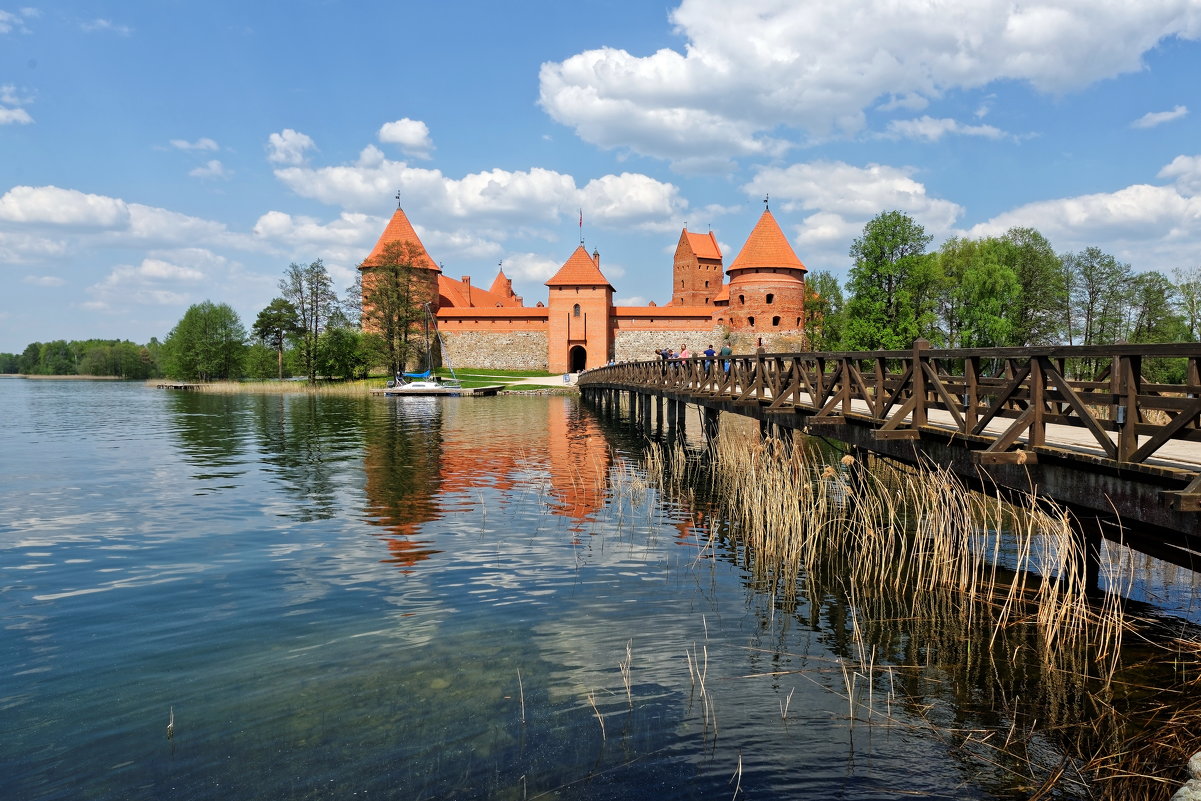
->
xmin=153 ymin=379 xmax=385 ymax=395
xmin=640 ymin=426 xmax=1201 ymax=800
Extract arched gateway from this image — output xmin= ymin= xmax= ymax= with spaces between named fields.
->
xmin=569 ymin=346 xmax=587 ymax=373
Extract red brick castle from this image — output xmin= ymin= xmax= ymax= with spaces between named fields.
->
xmin=359 ymin=201 xmax=808 ymax=372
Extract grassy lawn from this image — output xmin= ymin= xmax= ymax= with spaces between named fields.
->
xmin=437 ymin=368 xmax=558 ymax=379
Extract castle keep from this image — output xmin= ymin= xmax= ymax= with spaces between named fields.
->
xmin=359 ymin=203 xmax=808 ymax=372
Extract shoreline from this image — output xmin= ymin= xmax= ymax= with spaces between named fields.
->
xmin=1 ymin=374 xmax=128 ymax=380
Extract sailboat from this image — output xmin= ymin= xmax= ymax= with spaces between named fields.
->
xmin=383 ymin=305 xmax=464 ymax=395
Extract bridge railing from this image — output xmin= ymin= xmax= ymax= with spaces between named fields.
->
xmin=580 ymin=341 xmax=1201 ymax=495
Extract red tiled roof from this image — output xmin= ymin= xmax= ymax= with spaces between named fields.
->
xmin=712 ymin=283 xmax=730 ymax=303
xmin=438 ymin=274 xmax=525 ymax=309
xmin=684 ymin=230 xmax=722 ymax=261
xmin=362 ymin=206 xmax=439 ymax=270
xmin=437 ymin=307 xmax=549 ymax=319
xmin=545 ymin=245 xmax=614 ymax=288
xmin=489 ymin=268 xmax=512 ymax=297
xmin=437 ymin=275 xmax=469 ymax=307
xmin=729 ymin=210 xmax=806 ymax=273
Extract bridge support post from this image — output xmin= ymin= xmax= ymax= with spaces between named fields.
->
xmin=669 ymin=399 xmax=686 ymax=436
xmin=703 ymin=407 xmax=720 ymax=445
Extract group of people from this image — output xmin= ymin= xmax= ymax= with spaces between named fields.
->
xmin=656 ymin=342 xmax=736 ymax=371
xmin=657 ymin=343 xmax=736 ymax=361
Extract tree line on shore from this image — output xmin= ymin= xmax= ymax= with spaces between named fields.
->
xmin=803 ymin=211 xmax=1201 ymax=355
xmin=4 ymin=212 xmax=1199 ymax=381
xmin=1 ymin=243 xmax=430 ymax=382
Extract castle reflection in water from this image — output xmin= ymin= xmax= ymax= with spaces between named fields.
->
xmin=362 ymin=396 xmax=613 ymax=572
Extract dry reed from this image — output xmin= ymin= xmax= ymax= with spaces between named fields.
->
xmin=638 ymin=424 xmax=1201 ymax=800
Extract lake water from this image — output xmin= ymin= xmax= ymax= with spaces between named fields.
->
xmin=0 ymin=379 xmax=1144 ymax=800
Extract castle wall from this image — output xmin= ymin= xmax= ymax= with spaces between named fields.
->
xmin=440 ymin=330 xmax=549 ymax=371
xmin=614 ymin=328 xmax=726 ymax=362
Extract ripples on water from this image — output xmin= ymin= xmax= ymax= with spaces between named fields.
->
xmin=2 ymin=380 xmax=1109 ymax=800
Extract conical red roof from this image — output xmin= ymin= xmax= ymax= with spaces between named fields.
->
xmin=729 ymin=210 xmax=806 ymax=272
xmin=489 ymin=268 xmax=512 ymax=296
xmin=545 ymin=245 xmax=613 ymax=289
xmin=361 ymin=206 xmax=439 ymax=270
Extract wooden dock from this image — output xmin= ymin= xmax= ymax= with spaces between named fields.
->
xmin=156 ymin=382 xmax=202 ymax=391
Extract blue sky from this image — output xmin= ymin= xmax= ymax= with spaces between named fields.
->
xmin=2 ymin=0 xmax=1200 ymax=352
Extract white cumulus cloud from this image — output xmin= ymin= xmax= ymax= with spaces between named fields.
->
xmin=85 ymin=251 xmax=222 ymax=312
xmin=967 ymin=156 xmax=1201 ymax=268
xmin=744 ymin=160 xmax=962 ymax=263
xmin=170 ymin=137 xmax=219 ymax=151
xmin=1 ymin=82 xmax=34 ymax=125
xmin=0 ymin=106 xmax=32 ymax=124
xmin=886 ymin=116 xmax=1008 ymax=142
xmin=0 ymin=8 xmax=37 ymax=35
xmin=539 ymin=0 xmax=1201 ymax=162
xmin=502 ymin=252 xmax=564 ymax=283
xmin=267 ymin=129 xmax=317 ymax=165
xmin=22 ymin=274 xmax=65 ymax=287
xmin=188 ymin=160 xmax=230 ymax=179
xmin=378 ymin=118 xmax=434 ymax=159
xmin=273 ymin=148 xmax=689 ymax=236
xmin=0 ymin=185 xmax=131 ymax=227
xmin=1132 ymin=105 xmax=1189 ymax=129
xmin=81 ymin=18 xmax=132 ymax=35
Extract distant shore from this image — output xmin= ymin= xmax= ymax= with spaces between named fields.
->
xmin=1 ymin=374 xmax=127 ymax=380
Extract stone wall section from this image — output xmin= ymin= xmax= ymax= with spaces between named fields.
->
xmin=614 ymin=328 xmax=808 ymax=363
xmin=614 ymin=328 xmax=725 ymax=362
xmin=441 ymin=331 xmax=549 ymax=371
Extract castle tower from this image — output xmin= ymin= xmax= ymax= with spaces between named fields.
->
xmin=724 ymin=209 xmax=807 ymax=334
xmin=488 ymin=267 xmax=522 ymax=306
xmin=545 ymin=245 xmax=614 ymax=373
xmin=359 ymin=203 xmax=443 ymax=325
xmin=671 ymin=228 xmax=723 ymax=307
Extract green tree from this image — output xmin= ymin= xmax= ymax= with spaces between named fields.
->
xmin=999 ymin=227 xmax=1066 ymax=345
xmin=1173 ymin=266 xmax=1201 ymax=341
xmin=161 ymin=301 xmax=247 ymax=380
xmin=280 ymin=260 xmax=339 ymax=383
xmin=1124 ymin=271 xmax=1187 ymax=343
xmin=318 ymin=313 xmax=368 ymax=380
xmin=1063 ymin=247 xmax=1131 ymax=347
xmin=36 ymin=340 xmax=77 ymax=375
xmin=935 ymin=237 xmax=1021 ymax=349
xmin=0 ymin=352 xmax=18 ymax=373
xmin=359 ymin=241 xmax=434 ymax=378
xmin=843 ymin=210 xmax=935 ymax=350
xmin=801 ymin=270 xmax=844 ymax=350
xmin=252 ymin=297 xmax=301 ymax=380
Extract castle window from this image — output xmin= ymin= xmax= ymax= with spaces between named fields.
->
xmin=748 ymin=316 xmax=756 ymax=327
xmin=738 ymin=294 xmax=745 ymax=305
xmin=704 ymin=280 xmax=709 ymax=288
xmin=705 ymin=298 xmax=710 ymax=304
xmin=573 ymin=303 xmax=581 ymax=318
xmin=765 ymin=293 xmax=774 ymax=304
xmin=772 ymin=316 xmax=781 ymax=327
xmin=796 ymin=317 xmax=802 ymax=327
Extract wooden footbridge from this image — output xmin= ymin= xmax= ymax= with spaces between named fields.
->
xmin=578 ymin=341 xmax=1201 ymax=572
